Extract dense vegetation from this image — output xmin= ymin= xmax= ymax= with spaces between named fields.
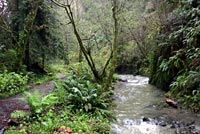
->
xmin=149 ymin=0 xmax=200 ymax=111
xmin=5 ymin=71 xmax=112 ymax=133
xmin=0 ymin=0 xmax=119 ymax=133
xmin=0 ymin=0 xmax=200 ymax=133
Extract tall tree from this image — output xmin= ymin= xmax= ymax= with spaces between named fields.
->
xmin=106 ymin=0 xmax=120 ymax=86
xmin=29 ymin=0 xmax=65 ymax=71
xmin=0 ymin=0 xmax=40 ymax=71
xmin=0 ymin=0 xmax=65 ymax=72
xmin=51 ymin=0 xmax=120 ymax=84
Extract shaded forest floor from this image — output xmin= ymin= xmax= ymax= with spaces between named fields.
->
xmin=0 ymin=73 xmax=66 ymax=130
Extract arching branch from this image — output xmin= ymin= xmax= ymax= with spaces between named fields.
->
xmin=51 ymin=0 xmax=102 ymax=81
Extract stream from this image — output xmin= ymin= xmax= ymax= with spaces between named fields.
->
xmin=111 ymin=75 xmax=200 ymax=134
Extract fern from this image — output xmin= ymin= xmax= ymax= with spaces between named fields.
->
xmin=42 ymin=93 xmax=58 ymax=106
xmin=22 ymin=90 xmax=58 ymax=116
xmin=23 ymin=90 xmax=41 ymax=114
xmin=56 ymin=74 xmax=111 ymax=115
xmin=11 ymin=110 xmax=28 ymax=119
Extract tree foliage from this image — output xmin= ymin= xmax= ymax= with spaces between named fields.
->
xmin=149 ymin=0 xmax=200 ymax=109
xmin=0 ymin=0 xmax=65 ymax=72
xmin=51 ymin=0 xmax=121 ymax=85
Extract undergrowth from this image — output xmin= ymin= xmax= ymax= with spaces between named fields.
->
xmin=149 ymin=1 xmax=200 ymax=111
xmin=5 ymin=69 xmax=113 ymax=133
xmin=0 ymin=70 xmax=28 ymax=98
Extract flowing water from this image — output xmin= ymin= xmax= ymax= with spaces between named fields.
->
xmin=111 ymin=75 xmax=200 ymax=134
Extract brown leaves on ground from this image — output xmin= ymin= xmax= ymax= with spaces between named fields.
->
xmin=56 ymin=126 xmax=73 ymax=134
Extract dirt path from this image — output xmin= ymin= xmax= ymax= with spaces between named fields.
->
xmin=0 ymin=73 xmax=66 ymax=130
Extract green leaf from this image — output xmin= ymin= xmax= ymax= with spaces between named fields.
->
xmin=85 ymin=105 xmax=89 ymax=112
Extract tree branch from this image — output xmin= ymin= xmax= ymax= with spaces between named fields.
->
xmin=51 ymin=0 xmax=68 ymax=8
xmin=123 ymin=17 xmax=147 ymax=59
xmin=51 ymin=0 xmax=102 ymax=81
xmin=0 ymin=16 xmax=18 ymax=47
xmin=101 ymin=49 xmax=113 ymax=77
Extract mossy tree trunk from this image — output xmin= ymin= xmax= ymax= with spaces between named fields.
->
xmin=1 ymin=0 xmax=40 ymax=71
xmin=21 ymin=0 xmax=40 ymax=71
xmin=105 ymin=0 xmax=120 ymax=87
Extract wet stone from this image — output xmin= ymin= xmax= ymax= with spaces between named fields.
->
xmin=187 ymin=121 xmax=195 ymax=126
xmin=124 ymin=119 xmax=134 ymax=126
xmin=119 ymin=79 xmax=128 ymax=82
xmin=175 ymin=122 xmax=200 ymax=134
xmin=0 ymin=129 xmax=5 ymax=134
xmin=142 ymin=117 xmax=150 ymax=122
xmin=159 ymin=121 xmax=167 ymax=127
xmin=171 ymin=123 xmax=180 ymax=129
xmin=171 ymin=121 xmax=181 ymax=129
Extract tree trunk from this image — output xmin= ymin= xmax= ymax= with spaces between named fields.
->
xmin=24 ymin=42 xmax=30 ymax=70
xmin=105 ymin=0 xmax=119 ymax=87
xmin=78 ymin=48 xmax=83 ymax=62
xmin=22 ymin=0 xmax=40 ymax=70
xmin=12 ymin=0 xmax=19 ymax=42
xmin=51 ymin=0 xmax=116 ymax=83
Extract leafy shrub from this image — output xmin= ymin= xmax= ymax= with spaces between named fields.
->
xmin=0 ymin=49 xmax=19 ymax=71
xmin=10 ymin=110 xmax=29 ymax=123
xmin=46 ymin=60 xmax=67 ymax=74
xmin=184 ymin=71 xmax=200 ymax=108
xmin=169 ymin=72 xmax=187 ymax=96
xmin=168 ymin=71 xmax=200 ymax=109
xmin=55 ymin=74 xmax=112 ymax=116
xmin=192 ymin=90 xmax=200 ymax=103
xmin=170 ymin=71 xmax=200 ymax=94
xmin=5 ymin=107 xmax=111 ymax=134
xmin=0 ymin=71 xmax=28 ymax=97
xmin=11 ymin=110 xmax=28 ymax=119
xmin=22 ymin=90 xmax=58 ymax=116
xmin=26 ymin=71 xmax=54 ymax=86
xmin=67 ymin=62 xmax=94 ymax=80
xmin=185 ymin=71 xmax=200 ymax=91
xmin=112 ymin=73 xmax=119 ymax=82
xmin=149 ymin=1 xmax=200 ymax=111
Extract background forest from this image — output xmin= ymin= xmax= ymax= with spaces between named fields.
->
xmin=0 ymin=0 xmax=200 ymax=133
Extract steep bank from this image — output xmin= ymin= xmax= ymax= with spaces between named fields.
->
xmin=149 ymin=1 xmax=200 ymax=110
